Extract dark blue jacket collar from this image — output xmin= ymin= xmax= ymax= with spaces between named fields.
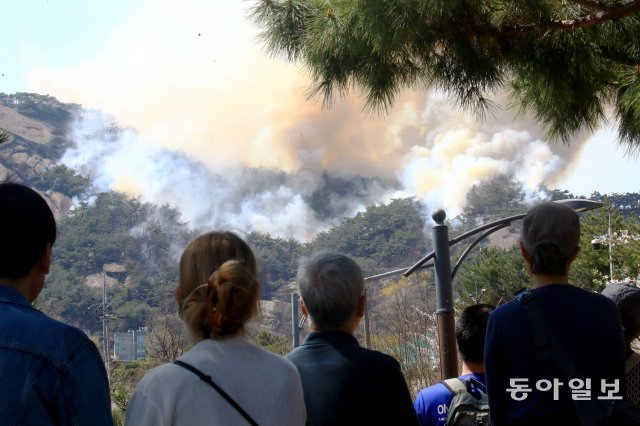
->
xmin=303 ymin=331 xmax=360 ymax=347
xmin=0 ymin=284 xmax=31 ymax=307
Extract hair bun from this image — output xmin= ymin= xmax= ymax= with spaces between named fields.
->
xmin=177 ymin=231 xmax=259 ymax=340
xmin=204 ymin=259 xmax=259 ymax=337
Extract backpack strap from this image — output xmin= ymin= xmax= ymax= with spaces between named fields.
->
xmin=626 ymin=351 xmax=640 ymax=375
xmin=441 ymin=377 xmax=467 ymax=395
xmin=514 ymin=290 xmax=616 ymax=424
xmin=173 ymin=360 xmax=258 ymax=426
xmin=514 ymin=289 xmax=579 ymax=378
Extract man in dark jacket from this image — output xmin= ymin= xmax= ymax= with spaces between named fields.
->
xmin=287 ymin=251 xmax=418 ymax=425
xmin=0 ymin=182 xmax=112 ymax=425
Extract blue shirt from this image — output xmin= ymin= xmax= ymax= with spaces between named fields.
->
xmin=414 ymin=373 xmax=486 ymax=426
xmin=0 ymin=285 xmax=113 ymax=425
xmin=484 ymin=284 xmax=625 ymax=425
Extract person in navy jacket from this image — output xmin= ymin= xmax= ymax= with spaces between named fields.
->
xmin=0 ymin=182 xmax=112 ymax=426
xmin=484 ymin=202 xmax=625 ymax=425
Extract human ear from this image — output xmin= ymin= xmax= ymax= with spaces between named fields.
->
xmin=38 ymin=244 xmax=52 ymax=275
xmin=356 ymin=294 xmax=366 ymax=318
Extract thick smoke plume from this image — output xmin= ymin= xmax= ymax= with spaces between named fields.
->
xmin=62 ymin=89 xmax=578 ymax=241
xmin=30 ymin=0 xmax=590 ymax=239
xmin=63 ymin=111 xmax=398 ymax=241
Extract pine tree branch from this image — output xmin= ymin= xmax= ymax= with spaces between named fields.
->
xmin=507 ymin=0 xmax=640 ymax=35
xmin=568 ymin=0 xmax=618 ymax=13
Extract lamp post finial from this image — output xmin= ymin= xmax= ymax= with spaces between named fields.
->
xmin=432 ymin=209 xmax=446 ymax=225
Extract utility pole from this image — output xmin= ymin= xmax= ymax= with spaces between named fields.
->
xmin=291 ymin=293 xmax=300 ymax=349
xmin=102 ymin=268 xmax=111 ymax=383
xmin=363 ymin=288 xmax=371 ymax=349
xmin=608 ymin=207 xmax=614 ymax=280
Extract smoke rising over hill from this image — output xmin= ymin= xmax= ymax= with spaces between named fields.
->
xmin=28 ymin=0 xmax=590 ymax=239
xmin=63 ymin=111 xmax=399 ymax=241
xmin=61 ymin=90 xmax=581 ymax=241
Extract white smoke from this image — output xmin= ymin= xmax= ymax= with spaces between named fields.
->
xmin=62 ymin=110 xmax=398 ymax=241
xmin=398 ymin=92 xmax=565 ymax=217
xmin=32 ymin=0 xmax=584 ymax=238
xmin=62 ymin=89 xmax=571 ymax=241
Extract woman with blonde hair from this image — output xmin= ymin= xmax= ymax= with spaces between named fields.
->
xmin=126 ymin=231 xmax=306 ymax=425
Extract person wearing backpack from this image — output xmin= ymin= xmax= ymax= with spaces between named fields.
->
xmin=484 ymin=202 xmax=626 ymax=425
xmin=414 ymin=304 xmax=495 ymax=426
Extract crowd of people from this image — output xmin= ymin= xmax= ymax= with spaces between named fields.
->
xmin=1 ymin=182 xmax=639 ymax=425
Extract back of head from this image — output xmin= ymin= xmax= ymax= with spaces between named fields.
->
xmin=178 ymin=231 xmax=259 ymax=340
xmin=297 ymin=252 xmax=364 ymax=331
xmin=456 ymin=304 xmax=495 ymax=363
xmin=0 ymin=182 xmax=56 ymax=279
xmin=520 ymin=201 xmax=580 ymax=276
xmin=602 ymin=282 xmax=640 ymax=347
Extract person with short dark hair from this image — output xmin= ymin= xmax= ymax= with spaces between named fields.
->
xmin=484 ymin=202 xmax=626 ymax=425
xmin=602 ymin=282 xmax=640 ymax=406
xmin=287 ymin=251 xmax=418 ymax=425
xmin=0 ymin=182 xmax=113 ymax=425
xmin=414 ymin=304 xmax=494 ymax=426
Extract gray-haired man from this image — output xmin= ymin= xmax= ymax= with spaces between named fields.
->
xmin=286 ymin=252 xmax=418 ymax=425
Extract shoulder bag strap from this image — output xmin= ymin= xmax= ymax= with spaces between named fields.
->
xmin=173 ymin=360 xmax=258 ymax=426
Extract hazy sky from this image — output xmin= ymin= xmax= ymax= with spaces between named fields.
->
xmin=2 ymin=0 xmax=638 ymax=200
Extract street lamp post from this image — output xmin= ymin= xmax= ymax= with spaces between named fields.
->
xmin=403 ymin=198 xmax=603 ymax=380
xmin=431 ymin=209 xmax=457 ymax=378
xmin=608 ymin=207 xmax=614 ymax=279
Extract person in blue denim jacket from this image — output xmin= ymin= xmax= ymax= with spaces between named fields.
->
xmin=0 ymin=182 xmax=113 ymax=426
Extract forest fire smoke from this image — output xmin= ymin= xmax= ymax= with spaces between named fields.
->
xmin=31 ymin=0 xmax=589 ymax=239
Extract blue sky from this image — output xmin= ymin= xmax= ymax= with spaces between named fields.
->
xmin=1 ymin=1 xmax=132 ymax=92
xmin=2 ymin=0 xmax=638 ymax=202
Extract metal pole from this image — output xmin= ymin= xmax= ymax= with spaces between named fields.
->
xmin=431 ymin=209 xmax=458 ymax=380
xmin=102 ymin=270 xmax=110 ymax=382
xmin=363 ymin=289 xmax=371 ymax=349
xmin=291 ymin=293 xmax=300 ymax=348
xmin=608 ymin=208 xmax=614 ymax=280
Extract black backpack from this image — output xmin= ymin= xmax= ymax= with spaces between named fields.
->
xmin=442 ymin=376 xmax=490 ymax=426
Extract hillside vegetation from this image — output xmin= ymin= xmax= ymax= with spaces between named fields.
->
xmin=3 ymin=92 xmax=640 ymax=411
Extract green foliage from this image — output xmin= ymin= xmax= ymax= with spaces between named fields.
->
xmin=252 ymin=0 xmax=640 ymax=148
xmin=41 ymin=191 xmax=192 ymax=333
xmin=455 ymin=201 xmax=640 ymax=304
xmin=571 ymin=204 xmax=640 ymax=291
xmin=309 ymin=198 xmax=426 ymax=270
xmin=31 ymin=164 xmax=90 ymax=197
xmin=110 ymin=359 xmax=160 ymax=422
xmin=457 ymin=175 xmax=527 ymax=230
xmin=0 ymin=130 xmax=10 ymax=144
xmin=250 ymin=330 xmax=291 ymax=355
xmin=246 ymin=232 xmax=302 ymax=297
xmin=0 ymin=92 xmax=79 ymax=129
xmin=455 ymin=247 xmax=529 ymax=306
